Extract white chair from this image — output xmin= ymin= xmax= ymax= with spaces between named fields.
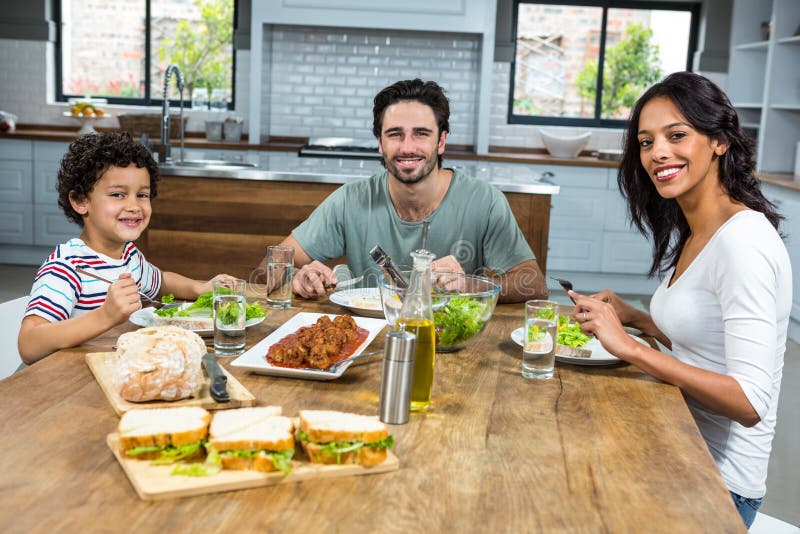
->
xmin=749 ymin=512 xmax=800 ymax=534
xmin=0 ymin=296 xmax=28 ymax=380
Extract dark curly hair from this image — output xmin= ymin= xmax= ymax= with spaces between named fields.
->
xmin=373 ymin=79 xmax=450 ymax=168
xmin=618 ymin=71 xmax=783 ymax=277
xmin=57 ymin=132 xmax=159 ymax=227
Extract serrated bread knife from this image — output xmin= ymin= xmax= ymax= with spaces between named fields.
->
xmin=202 ymin=352 xmax=230 ymax=403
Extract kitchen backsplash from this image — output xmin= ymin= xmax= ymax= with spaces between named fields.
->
xmin=263 ymin=25 xmax=480 ymax=145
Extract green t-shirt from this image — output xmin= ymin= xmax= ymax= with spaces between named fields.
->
xmin=292 ymin=169 xmax=534 ymax=283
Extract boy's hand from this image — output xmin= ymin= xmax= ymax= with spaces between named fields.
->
xmin=101 ymin=273 xmax=142 ymax=324
xmin=199 ymin=274 xmax=236 ymax=295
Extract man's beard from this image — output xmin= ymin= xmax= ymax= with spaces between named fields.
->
xmin=384 ymin=152 xmax=439 ymax=185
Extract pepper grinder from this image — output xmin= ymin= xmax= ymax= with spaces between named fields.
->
xmin=378 ymin=325 xmax=416 ymax=424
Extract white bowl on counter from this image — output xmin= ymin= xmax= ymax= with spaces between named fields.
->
xmin=540 ymin=130 xmax=592 ymax=158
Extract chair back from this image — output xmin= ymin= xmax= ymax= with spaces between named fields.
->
xmin=0 ymin=296 xmax=28 ymax=380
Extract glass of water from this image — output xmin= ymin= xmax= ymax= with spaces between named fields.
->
xmin=265 ymin=245 xmax=294 ymax=308
xmin=523 ymin=300 xmax=559 ymax=379
xmin=213 ymin=278 xmax=247 ymax=356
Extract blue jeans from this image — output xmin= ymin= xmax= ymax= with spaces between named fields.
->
xmin=730 ymin=490 xmax=762 ymax=528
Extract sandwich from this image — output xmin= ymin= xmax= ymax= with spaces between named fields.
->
xmin=208 ymin=406 xmax=295 ymax=474
xmin=118 ymin=406 xmax=210 ymax=464
xmin=297 ymin=410 xmax=394 ymax=467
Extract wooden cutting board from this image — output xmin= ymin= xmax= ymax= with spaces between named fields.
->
xmin=86 ymin=352 xmax=256 ymax=416
xmin=107 ymin=433 xmax=399 ymax=501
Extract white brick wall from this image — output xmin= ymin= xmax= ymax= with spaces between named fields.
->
xmin=264 ymin=25 xmax=481 ymax=145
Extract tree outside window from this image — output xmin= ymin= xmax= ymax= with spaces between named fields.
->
xmin=510 ymin=1 xmax=698 ymax=126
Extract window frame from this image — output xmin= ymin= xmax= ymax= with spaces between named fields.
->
xmin=508 ymin=0 xmax=700 ymax=128
xmin=54 ymin=0 xmax=238 ymax=109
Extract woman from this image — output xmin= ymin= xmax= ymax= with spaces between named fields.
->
xmin=568 ymin=72 xmax=791 ymax=528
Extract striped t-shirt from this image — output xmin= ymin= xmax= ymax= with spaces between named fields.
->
xmin=26 ymin=239 xmax=162 ymax=322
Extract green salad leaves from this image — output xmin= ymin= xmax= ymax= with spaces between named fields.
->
xmin=433 ymin=297 xmax=486 ymax=347
xmin=153 ymin=292 xmax=266 ymax=321
xmin=556 ymin=316 xmax=591 ymax=348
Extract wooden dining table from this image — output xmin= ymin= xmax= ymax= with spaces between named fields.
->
xmin=0 ymin=296 xmax=745 ymax=532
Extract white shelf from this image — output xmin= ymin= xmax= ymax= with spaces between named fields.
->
xmin=735 ymin=41 xmax=769 ymax=50
xmin=730 ymin=0 xmax=800 ymax=173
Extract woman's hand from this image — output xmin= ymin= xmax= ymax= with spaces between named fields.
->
xmin=293 ymin=260 xmax=336 ymax=298
xmin=569 ymin=290 xmax=642 ymax=362
xmin=589 ymin=289 xmax=641 ymax=326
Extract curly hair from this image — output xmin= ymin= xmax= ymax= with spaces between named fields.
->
xmin=57 ymin=132 xmax=159 ymax=227
xmin=618 ymin=71 xmax=783 ymax=277
xmin=373 ymin=79 xmax=450 ymax=168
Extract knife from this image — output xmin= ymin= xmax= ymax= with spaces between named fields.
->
xmin=202 ymin=352 xmax=230 ymax=403
xmin=334 ymin=274 xmax=365 ymax=290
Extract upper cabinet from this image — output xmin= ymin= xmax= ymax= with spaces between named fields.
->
xmin=728 ymin=0 xmax=800 ymax=174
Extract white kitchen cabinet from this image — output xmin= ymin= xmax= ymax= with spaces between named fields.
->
xmin=0 ymin=202 xmax=34 ymax=244
xmin=729 ymin=0 xmax=800 ymax=173
xmin=32 ymin=141 xmax=70 ymax=205
xmin=547 ymin=165 xmax=651 ymax=272
xmin=761 ymin=183 xmax=800 ymax=335
xmin=31 ymin=141 xmax=80 ymax=247
xmin=0 ymin=139 xmax=34 ymax=245
xmin=34 ymin=203 xmax=81 ymax=246
xmin=0 ymin=159 xmax=33 ymax=204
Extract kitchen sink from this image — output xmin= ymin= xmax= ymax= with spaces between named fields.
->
xmin=163 ymin=159 xmax=258 ymax=168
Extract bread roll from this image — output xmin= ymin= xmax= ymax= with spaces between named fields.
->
xmin=113 ymin=325 xmax=206 ymax=402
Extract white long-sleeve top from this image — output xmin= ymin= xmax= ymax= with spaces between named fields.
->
xmin=650 ymin=210 xmax=792 ymax=498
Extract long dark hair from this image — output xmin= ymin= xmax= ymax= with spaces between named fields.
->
xmin=372 ymin=79 xmax=450 ymax=167
xmin=618 ymin=71 xmax=782 ymax=277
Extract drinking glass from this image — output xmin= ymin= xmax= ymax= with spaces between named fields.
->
xmin=266 ymin=245 xmax=294 ymax=308
xmin=210 ymin=88 xmax=228 ymax=112
xmin=523 ymin=300 xmax=559 ymax=379
xmin=213 ymin=278 xmax=246 ymax=356
xmin=191 ymin=87 xmax=209 ymax=110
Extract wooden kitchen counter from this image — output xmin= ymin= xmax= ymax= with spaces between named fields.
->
xmin=0 ymin=298 xmax=744 ymax=532
xmin=140 ymin=174 xmax=552 ymax=280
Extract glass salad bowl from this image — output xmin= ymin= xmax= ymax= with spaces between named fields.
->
xmin=378 ymin=272 xmax=501 ymax=352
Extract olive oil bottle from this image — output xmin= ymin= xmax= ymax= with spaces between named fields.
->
xmin=396 ymin=249 xmax=436 ymax=411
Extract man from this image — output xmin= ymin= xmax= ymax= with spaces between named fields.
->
xmin=261 ymin=79 xmax=547 ymax=303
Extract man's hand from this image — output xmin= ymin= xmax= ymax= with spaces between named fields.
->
xmin=293 ymin=260 xmax=337 ymax=298
xmin=431 ymin=255 xmax=465 ymax=274
xmin=101 ymin=273 xmax=142 ymax=324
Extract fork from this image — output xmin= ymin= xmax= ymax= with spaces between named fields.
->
xmin=323 ymin=349 xmax=382 ymax=373
xmin=550 ymin=276 xmax=576 ymax=303
xmin=75 ymin=268 xmax=176 ymax=308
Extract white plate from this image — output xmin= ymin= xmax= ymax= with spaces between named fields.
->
xmin=329 ymin=287 xmax=385 ymax=318
xmin=129 ymin=305 xmax=265 ymax=336
xmin=510 ymin=327 xmax=649 ymax=366
xmin=230 ymin=312 xmax=387 ymax=380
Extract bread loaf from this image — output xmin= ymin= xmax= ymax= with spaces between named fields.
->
xmin=113 ymin=325 xmax=206 ymax=402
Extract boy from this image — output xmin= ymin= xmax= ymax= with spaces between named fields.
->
xmin=18 ymin=132 xmax=229 ymax=364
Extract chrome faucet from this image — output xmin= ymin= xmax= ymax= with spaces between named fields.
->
xmin=161 ymin=64 xmax=185 ymax=163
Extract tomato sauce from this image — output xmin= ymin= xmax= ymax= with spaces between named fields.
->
xmin=266 ymin=327 xmax=369 ymax=369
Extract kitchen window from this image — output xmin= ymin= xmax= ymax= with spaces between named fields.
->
xmin=510 ymin=0 xmax=699 ymax=127
xmin=55 ymin=0 xmax=236 ymax=108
